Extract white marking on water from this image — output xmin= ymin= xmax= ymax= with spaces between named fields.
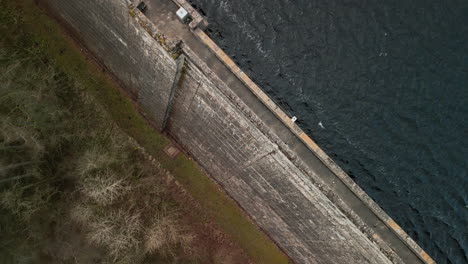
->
xmin=318 ymin=121 xmax=325 ymax=129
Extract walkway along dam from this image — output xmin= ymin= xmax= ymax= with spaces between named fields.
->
xmin=40 ymin=0 xmax=436 ymax=263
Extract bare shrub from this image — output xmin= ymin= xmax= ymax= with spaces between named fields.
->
xmin=0 ymin=120 xmax=44 ymax=159
xmin=69 ymin=203 xmax=94 ymax=225
xmin=88 ymin=209 xmax=142 ymax=258
xmin=71 ymin=203 xmax=143 ymax=259
xmin=75 ymin=147 xmax=119 ymax=177
xmin=79 ymin=170 xmax=130 ymax=206
xmin=75 ymin=144 xmax=135 ymax=206
xmin=145 ymin=210 xmax=194 ymax=257
xmin=1 ymin=182 xmax=55 ymax=222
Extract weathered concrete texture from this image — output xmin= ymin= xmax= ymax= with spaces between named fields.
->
xmin=153 ymin=1 xmax=434 ymax=263
xmin=41 ymin=0 xmax=434 ymax=263
xmin=43 ymin=0 xmax=178 ymax=130
xmin=143 ymin=1 xmax=432 ymax=263
xmin=168 ymin=48 xmax=392 ymax=264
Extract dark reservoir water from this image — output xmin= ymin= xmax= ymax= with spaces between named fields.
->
xmin=188 ymin=0 xmax=468 ymax=263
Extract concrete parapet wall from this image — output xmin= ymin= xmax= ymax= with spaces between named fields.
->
xmin=40 ymin=0 xmax=435 ymax=263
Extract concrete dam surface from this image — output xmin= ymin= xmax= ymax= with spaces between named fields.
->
xmin=40 ymin=0 xmax=435 ymax=263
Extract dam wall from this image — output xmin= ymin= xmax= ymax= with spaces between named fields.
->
xmin=42 ymin=0 xmax=179 ymax=130
xmin=40 ymin=0 xmax=434 ymax=263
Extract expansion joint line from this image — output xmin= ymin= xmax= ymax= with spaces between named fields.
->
xmin=243 ymin=149 xmax=277 ymax=168
xmin=162 ymin=54 xmax=186 ymax=131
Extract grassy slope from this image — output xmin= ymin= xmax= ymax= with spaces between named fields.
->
xmin=0 ymin=0 xmax=291 ymax=263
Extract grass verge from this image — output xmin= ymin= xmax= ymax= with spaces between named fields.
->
xmin=1 ymin=0 xmax=291 ymax=263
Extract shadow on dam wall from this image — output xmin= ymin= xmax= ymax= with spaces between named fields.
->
xmin=39 ymin=0 xmax=435 ymax=263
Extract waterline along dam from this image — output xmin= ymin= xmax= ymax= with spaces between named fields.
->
xmin=40 ymin=0 xmax=436 ymax=263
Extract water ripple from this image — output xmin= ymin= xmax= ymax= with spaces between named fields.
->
xmin=190 ymin=0 xmax=468 ymax=263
